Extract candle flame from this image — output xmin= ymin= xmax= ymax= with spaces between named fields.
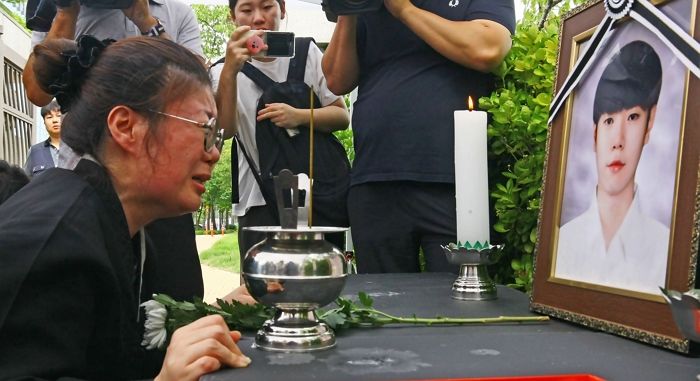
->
xmin=467 ymin=96 xmax=474 ymax=111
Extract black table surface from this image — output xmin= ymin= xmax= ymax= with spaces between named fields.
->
xmin=204 ymin=273 xmax=700 ymax=381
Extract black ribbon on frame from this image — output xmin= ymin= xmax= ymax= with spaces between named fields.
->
xmin=548 ymin=0 xmax=700 ymax=125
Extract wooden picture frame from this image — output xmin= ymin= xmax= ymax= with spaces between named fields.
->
xmin=531 ymin=0 xmax=699 ymax=353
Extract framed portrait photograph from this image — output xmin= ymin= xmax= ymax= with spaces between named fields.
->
xmin=531 ymin=0 xmax=699 ymax=353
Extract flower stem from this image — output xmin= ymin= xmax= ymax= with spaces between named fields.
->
xmin=353 ymin=308 xmax=549 ymax=325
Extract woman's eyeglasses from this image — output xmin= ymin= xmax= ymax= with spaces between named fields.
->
xmin=148 ymin=110 xmax=224 ymax=153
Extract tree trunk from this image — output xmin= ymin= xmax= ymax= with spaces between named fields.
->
xmin=196 ymin=206 xmax=204 ymax=226
xmin=209 ymin=205 xmax=217 ymax=230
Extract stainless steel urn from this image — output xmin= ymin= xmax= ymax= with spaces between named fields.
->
xmin=242 ymin=226 xmax=349 ymax=352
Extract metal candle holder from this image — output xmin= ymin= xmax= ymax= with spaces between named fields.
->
xmin=660 ymin=288 xmax=700 ymax=343
xmin=442 ymin=242 xmax=504 ymax=301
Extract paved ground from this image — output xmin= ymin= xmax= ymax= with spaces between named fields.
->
xmin=195 ymin=235 xmax=241 ymax=303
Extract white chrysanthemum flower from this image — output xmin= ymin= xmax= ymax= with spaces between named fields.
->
xmin=141 ymin=299 xmax=168 ymax=350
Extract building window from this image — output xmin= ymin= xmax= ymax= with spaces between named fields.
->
xmin=2 ymin=58 xmax=34 ymax=166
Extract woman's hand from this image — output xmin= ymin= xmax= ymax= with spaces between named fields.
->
xmin=224 ymin=26 xmax=263 ymax=73
xmin=257 ymin=103 xmax=304 ymax=129
xmin=155 ymin=315 xmax=251 ymax=381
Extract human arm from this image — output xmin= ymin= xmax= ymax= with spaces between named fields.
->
xmin=215 ymin=26 xmax=260 ymax=140
xmin=257 ymin=97 xmax=349 ymax=134
xmin=0 ymin=195 xmax=140 ymax=379
xmin=0 ymin=249 xmax=99 ymax=379
xmin=155 ymin=315 xmax=251 ymax=381
xmin=259 ymin=41 xmax=350 ymax=133
xmin=321 ymin=15 xmax=360 ymax=96
xmin=121 ymin=0 xmax=171 ymax=39
xmin=22 ymin=1 xmax=80 ymax=106
xmin=383 ymin=0 xmax=513 ymax=72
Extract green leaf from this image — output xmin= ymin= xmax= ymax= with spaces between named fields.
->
xmin=511 ymin=258 xmax=522 ymax=271
xmin=321 ymin=310 xmax=347 ymax=330
xmin=358 ymin=292 xmax=373 ymax=307
xmin=530 ymin=228 xmax=538 ymax=243
xmin=494 ymin=223 xmax=508 ymax=233
xmin=533 ymin=93 xmax=551 ymax=107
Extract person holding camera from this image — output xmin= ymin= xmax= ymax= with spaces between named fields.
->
xmin=210 ymin=0 xmax=350 ymax=265
xmin=23 ymin=0 xmax=202 ymax=107
xmin=321 ymin=0 xmax=515 ymax=273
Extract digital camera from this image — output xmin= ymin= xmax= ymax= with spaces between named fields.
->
xmin=26 ymin=0 xmax=134 ymax=32
xmin=246 ymin=31 xmax=295 ymax=58
xmin=321 ymin=0 xmax=383 ymax=22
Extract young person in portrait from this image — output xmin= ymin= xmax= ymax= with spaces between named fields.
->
xmin=555 ymin=40 xmax=669 ymax=295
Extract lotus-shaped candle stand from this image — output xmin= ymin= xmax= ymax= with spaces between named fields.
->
xmin=243 ymin=226 xmax=349 ymax=352
xmin=442 ymin=242 xmax=504 ymax=301
xmin=660 ymin=288 xmax=700 ymax=343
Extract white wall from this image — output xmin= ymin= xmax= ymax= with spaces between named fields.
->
xmin=1 ymin=8 xmax=37 ymax=163
xmin=1 ymin=10 xmax=45 ymax=145
xmin=0 ymin=10 xmax=32 ymax=59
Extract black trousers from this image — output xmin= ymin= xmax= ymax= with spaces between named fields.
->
xmin=237 ymin=204 xmax=346 ymax=266
xmin=348 ymin=181 xmax=458 ymax=273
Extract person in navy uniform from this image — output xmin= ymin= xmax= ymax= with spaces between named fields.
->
xmin=24 ymin=99 xmax=61 ymax=177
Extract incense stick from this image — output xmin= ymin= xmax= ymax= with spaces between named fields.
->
xmin=308 ymin=86 xmax=314 ymax=228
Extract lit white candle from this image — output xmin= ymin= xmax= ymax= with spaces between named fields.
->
xmin=454 ymin=97 xmax=490 ymax=246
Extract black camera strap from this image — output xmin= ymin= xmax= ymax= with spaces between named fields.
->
xmin=232 ymin=134 xmax=272 ymax=206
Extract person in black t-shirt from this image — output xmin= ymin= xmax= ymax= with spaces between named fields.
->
xmin=322 ymin=0 xmax=516 ymax=273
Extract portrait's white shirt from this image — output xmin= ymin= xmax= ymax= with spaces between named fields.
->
xmin=555 ymin=187 xmax=669 ymax=294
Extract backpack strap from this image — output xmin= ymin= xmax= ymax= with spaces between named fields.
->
xmin=231 ymin=137 xmax=240 ymax=203
xmin=233 ymin=134 xmax=275 ymax=207
xmin=209 ymin=56 xmax=226 ymax=69
xmin=241 ymin=62 xmax=276 ymax=91
xmin=287 ymin=37 xmax=314 ymax=81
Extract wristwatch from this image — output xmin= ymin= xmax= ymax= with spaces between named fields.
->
xmin=142 ymin=17 xmax=166 ymax=37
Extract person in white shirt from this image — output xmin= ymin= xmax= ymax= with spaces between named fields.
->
xmin=211 ymin=0 xmax=350 ymax=264
xmin=555 ymin=40 xmax=669 ymax=295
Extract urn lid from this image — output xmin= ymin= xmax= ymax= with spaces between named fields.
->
xmin=243 ymin=226 xmax=348 ymax=234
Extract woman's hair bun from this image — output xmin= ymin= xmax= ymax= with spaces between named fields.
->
xmin=33 ymin=35 xmax=114 ymax=112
